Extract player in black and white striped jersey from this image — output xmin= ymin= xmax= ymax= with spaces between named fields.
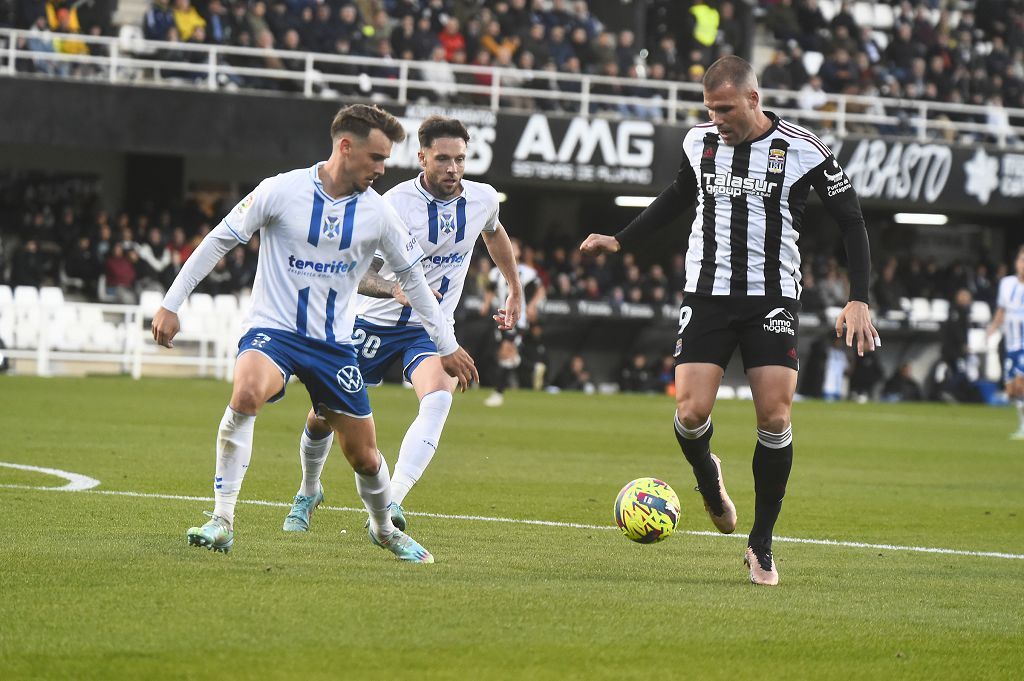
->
xmin=581 ymin=55 xmax=880 ymax=586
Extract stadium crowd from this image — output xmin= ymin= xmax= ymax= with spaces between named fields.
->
xmin=5 ymin=1 xmax=1022 ymax=128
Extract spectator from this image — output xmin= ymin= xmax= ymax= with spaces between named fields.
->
xmin=63 ymin=234 xmax=101 ymax=294
xmin=10 ymin=239 xmax=47 ymax=287
xmin=136 ymin=226 xmax=174 ymax=290
xmin=881 ymin=363 xmax=924 ymax=402
xmin=619 ymin=353 xmax=654 ymax=393
xmin=553 ymin=354 xmax=595 ymax=393
xmin=872 ymin=257 xmax=907 ymax=314
xmin=143 ymin=0 xmax=175 ymax=41
xmin=797 ymin=74 xmax=828 ymax=112
xmin=103 ymin=242 xmax=137 ymax=304
xmin=172 ymin=0 xmax=206 ymax=43
xmin=438 ymin=16 xmax=465 ymax=61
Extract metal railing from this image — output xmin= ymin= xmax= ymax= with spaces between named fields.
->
xmin=2 ymin=27 xmax=1023 ymax=146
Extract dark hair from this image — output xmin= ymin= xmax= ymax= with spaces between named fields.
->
xmin=417 ymin=115 xmax=470 ymax=149
xmin=703 ymin=55 xmax=757 ymax=92
xmin=330 ymin=104 xmax=406 ymax=144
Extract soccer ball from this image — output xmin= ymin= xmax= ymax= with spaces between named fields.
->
xmin=614 ymin=477 xmax=681 ymax=544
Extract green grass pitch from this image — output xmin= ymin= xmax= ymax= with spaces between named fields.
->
xmin=1 ymin=376 xmax=1022 ymax=680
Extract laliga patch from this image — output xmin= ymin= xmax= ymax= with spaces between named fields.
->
xmin=674 ymin=339 xmax=683 ymax=357
xmin=235 ymin=194 xmax=254 ymax=215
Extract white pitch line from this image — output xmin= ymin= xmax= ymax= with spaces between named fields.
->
xmin=2 ymin=477 xmax=1022 ymax=561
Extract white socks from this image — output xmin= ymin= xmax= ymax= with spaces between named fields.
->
xmin=1015 ymin=400 xmax=1024 ymax=429
xmin=213 ymin=406 xmax=256 ymax=527
xmin=299 ymin=427 xmax=334 ymax=496
xmin=355 ymin=452 xmax=396 ymax=538
xmin=392 ymin=390 xmax=453 ymax=505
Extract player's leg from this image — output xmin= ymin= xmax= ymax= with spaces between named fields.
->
xmin=320 ymin=410 xmax=433 ymax=563
xmin=188 ymin=348 xmax=285 ymax=552
xmin=745 ymin=365 xmax=798 ymax=586
xmin=393 ymin=355 xmax=455 ymax=506
xmin=1006 ymin=359 xmax=1024 ymax=438
xmin=674 ymin=362 xmax=736 ymax=533
xmin=282 ymin=408 xmax=332 ymax=531
xmin=671 ymin=296 xmax=738 ymax=533
xmin=486 ymin=334 xmax=520 ymax=406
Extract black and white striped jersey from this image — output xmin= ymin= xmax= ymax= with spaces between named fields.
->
xmin=616 ymin=112 xmax=870 ymax=302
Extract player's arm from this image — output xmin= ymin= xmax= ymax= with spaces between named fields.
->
xmin=357 ymin=256 xmax=404 ymax=300
xmin=580 ymin=160 xmax=698 ymax=255
xmin=357 ymin=255 xmax=440 ymax=306
xmin=481 ymin=221 xmax=522 ymax=330
xmin=988 ymin=306 xmax=1005 ymax=337
xmin=152 ymin=224 xmax=243 ymax=348
xmin=379 ymin=210 xmax=479 ymax=390
xmin=809 ymin=156 xmax=879 ymax=356
xmin=153 ymin=181 xmax=270 ymax=348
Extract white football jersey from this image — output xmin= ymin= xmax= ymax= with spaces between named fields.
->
xmin=356 ymin=175 xmax=500 ymax=327
xmin=225 ymin=164 xmax=425 ymax=343
xmin=488 ymin=262 xmax=540 ymax=331
xmin=997 ymin=275 xmax=1024 ymax=352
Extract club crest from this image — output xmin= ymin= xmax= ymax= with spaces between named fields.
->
xmin=767 ymin=148 xmax=786 ymax=174
xmin=439 ymin=211 xmax=456 ymax=235
xmin=322 ymin=215 xmax=341 ymax=239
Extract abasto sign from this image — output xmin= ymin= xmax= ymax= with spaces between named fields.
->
xmin=509 ymin=114 xmax=655 ymax=185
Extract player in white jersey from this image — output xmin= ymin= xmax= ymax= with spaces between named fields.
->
xmin=987 ymin=246 xmax=1024 ymax=438
xmin=281 ymin=116 xmax=523 ymax=532
xmin=151 ymin=105 xmax=478 ymax=563
xmin=480 ymin=240 xmax=546 ymax=407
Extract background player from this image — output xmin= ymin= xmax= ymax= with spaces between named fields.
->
xmin=151 ymin=104 xmax=477 ymax=563
xmin=581 ymin=56 xmax=879 ymax=585
xmin=988 ymin=245 xmax=1024 ymax=439
xmin=282 ymin=116 xmax=522 ymax=532
xmin=481 ymin=238 xmax=545 ymax=407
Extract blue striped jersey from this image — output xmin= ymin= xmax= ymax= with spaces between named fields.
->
xmin=997 ymin=275 xmax=1024 ymax=352
xmin=224 ymin=163 xmax=425 ymax=344
xmin=356 ymin=175 xmax=500 ymax=327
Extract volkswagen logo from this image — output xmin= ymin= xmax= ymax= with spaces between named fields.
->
xmin=336 ymin=365 xmax=364 ymax=393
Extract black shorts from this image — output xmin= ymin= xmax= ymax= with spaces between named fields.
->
xmin=673 ymin=294 xmax=800 ymax=371
xmin=494 ymin=328 xmax=523 ymax=346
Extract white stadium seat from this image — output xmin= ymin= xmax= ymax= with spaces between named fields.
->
xmin=910 ymin=297 xmax=932 ymax=322
xmin=139 ymin=290 xmax=165 ymax=318
xmin=13 ymin=285 xmax=39 ymax=307
xmin=0 ymin=284 xmax=13 ymax=309
xmin=969 ymin=301 xmax=992 ymax=325
xmin=930 ymin=298 xmax=949 ymax=323
xmin=39 ymin=286 xmax=65 ymax=308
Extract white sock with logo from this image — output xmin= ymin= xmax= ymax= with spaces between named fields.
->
xmin=299 ymin=427 xmax=334 ymax=496
xmin=355 ymin=452 xmax=396 ymax=538
xmin=392 ymin=390 xmax=453 ymax=505
xmin=213 ymin=406 xmax=256 ymax=527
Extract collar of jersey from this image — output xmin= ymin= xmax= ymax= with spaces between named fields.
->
xmin=738 ymin=111 xmax=781 ymax=146
xmin=308 ymin=162 xmax=362 ymax=206
xmin=413 ymin=173 xmax=469 ymax=205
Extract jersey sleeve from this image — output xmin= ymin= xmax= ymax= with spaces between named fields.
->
xmin=997 ymin=278 xmax=1009 ymax=310
xmin=613 ymin=133 xmax=699 ymax=251
xmin=376 ymin=202 xmax=425 ymax=273
xmin=808 ymin=155 xmax=872 ymax=303
xmin=221 ymin=177 xmax=276 ymax=242
xmin=482 ymin=185 xmax=500 ymax=233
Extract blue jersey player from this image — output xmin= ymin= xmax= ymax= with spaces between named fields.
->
xmin=988 ymin=246 xmax=1024 ymax=439
xmin=281 ymin=116 xmax=523 ymax=533
xmin=152 ymin=105 xmax=478 ymax=563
